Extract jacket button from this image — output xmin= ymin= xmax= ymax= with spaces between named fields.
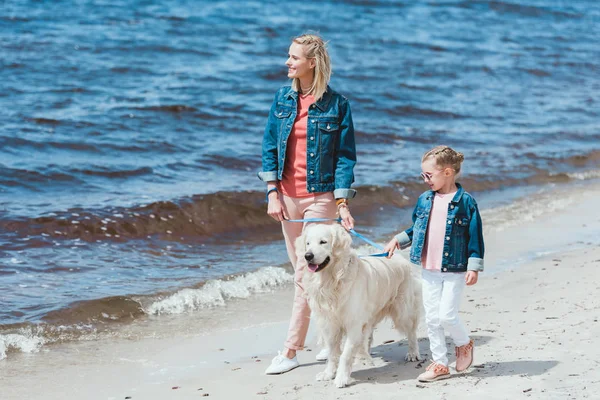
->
xmin=443 ymin=268 xmax=447 ymax=272
xmin=326 ymin=124 xmax=330 ymax=129
xmin=311 ymin=120 xmax=316 ymax=123
xmin=450 ymin=205 xmax=455 ymax=209
xmin=310 ymin=170 xmax=314 ymax=174
xmin=446 ymin=236 xmax=450 ymax=241
xmin=310 ymin=153 xmax=314 ymax=157
xmin=311 ymin=187 xmax=315 ymax=191
xmin=310 ymin=136 xmax=314 ymax=140
xmin=447 ymin=220 xmax=452 ymax=225
xmin=444 ymin=252 xmax=449 ymax=256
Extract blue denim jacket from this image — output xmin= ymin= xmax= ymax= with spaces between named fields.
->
xmin=258 ymin=85 xmax=357 ymax=199
xmin=395 ymin=183 xmax=484 ymax=272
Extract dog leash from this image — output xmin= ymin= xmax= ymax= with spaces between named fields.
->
xmin=348 ymin=229 xmax=389 ymax=258
xmin=282 ymin=217 xmax=389 ymax=258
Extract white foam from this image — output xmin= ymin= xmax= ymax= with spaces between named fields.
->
xmin=482 ymin=189 xmax=576 ymax=232
xmin=0 ymin=333 xmax=46 ymax=360
xmin=566 ymin=169 xmax=600 ymax=180
xmin=147 ymin=266 xmax=293 ymax=315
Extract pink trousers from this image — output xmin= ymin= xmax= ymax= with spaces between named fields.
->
xmin=280 ymin=192 xmax=337 ymax=351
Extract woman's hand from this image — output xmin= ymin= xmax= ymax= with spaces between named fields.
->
xmin=338 ymin=205 xmax=355 ymax=230
xmin=384 ymin=238 xmax=400 ymax=258
xmin=267 ymin=191 xmax=285 ymax=221
xmin=465 ymin=271 xmax=479 ymax=286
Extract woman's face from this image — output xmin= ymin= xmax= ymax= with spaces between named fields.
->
xmin=286 ymin=42 xmax=315 ymax=81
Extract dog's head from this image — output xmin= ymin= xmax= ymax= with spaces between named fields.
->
xmin=296 ymin=223 xmax=352 ymax=273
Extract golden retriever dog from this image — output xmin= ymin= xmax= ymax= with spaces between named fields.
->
xmin=299 ymin=223 xmax=422 ymax=388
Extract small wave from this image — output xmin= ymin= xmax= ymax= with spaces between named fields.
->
xmin=147 ymin=266 xmax=292 ymax=315
xmin=75 ymin=166 xmax=153 ymax=178
xmin=522 ymin=68 xmax=551 ymax=77
xmin=3 ymin=159 xmax=600 ymax=244
xmin=0 ymin=267 xmax=292 ymax=359
xmin=260 ymin=69 xmax=286 ymax=81
xmin=157 ymin=15 xmax=187 ymax=22
xmin=134 ymin=105 xmax=197 ymax=113
xmin=383 ymin=105 xmax=466 ymax=119
xmin=48 ymin=87 xmax=87 ymax=93
xmin=0 ymin=165 xmax=84 ymax=187
xmin=399 ymin=83 xmax=437 ymax=92
xmin=41 ymin=296 xmax=145 ymax=325
xmin=482 ymin=188 xmax=577 ymax=232
xmin=110 ymin=66 xmax=154 ymax=74
xmin=0 ymin=332 xmax=46 ymax=360
xmin=566 ymin=170 xmax=600 ymax=180
xmin=0 ymin=323 xmax=103 ymax=360
xmin=24 ymin=117 xmax=63 ymax=125
xmin=488 ymin=1 xmax=582 ymax=19
xmin=202 ymin=154 xmax=260 ymax=171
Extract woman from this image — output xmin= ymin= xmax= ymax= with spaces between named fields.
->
xmin=258 ymin=33 xmax=357 ymax=374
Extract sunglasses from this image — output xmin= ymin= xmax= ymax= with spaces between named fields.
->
xmin=420 ymin=169 xmax=444 ymax=182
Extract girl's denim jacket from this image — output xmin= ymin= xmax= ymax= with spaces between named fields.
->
xmin=258 ymin=85 xmax=357 ymax=199
xmin=395 ymin=183 xmax=484 ymax=272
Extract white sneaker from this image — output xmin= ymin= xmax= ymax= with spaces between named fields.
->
xmin=316 ymin=348 xmax=329 ymax=361
xmin=264 ymin=352 xmax=299 ymax=375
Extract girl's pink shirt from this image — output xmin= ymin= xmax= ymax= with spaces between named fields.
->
xmin=422 ymin=191 xmax=457 ymax=270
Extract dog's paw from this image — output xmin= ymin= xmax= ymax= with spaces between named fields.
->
xmin=316 ymin=370 xmax=335 ymax=381
xmin=334 ymin=373 xmax=350 ymax=388
xmin=405 ymin=352 xmax=421 ymax=362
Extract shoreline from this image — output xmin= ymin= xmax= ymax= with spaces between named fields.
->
xmin=2 ymin=246 xmax=598 ymax=399
xmin=2 ymin=180 xmax=600 ymax=399
xmin=1 ymin=177 xmax=598 ymax=333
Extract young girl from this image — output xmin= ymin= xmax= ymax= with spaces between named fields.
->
xmin=384 ymin=145 xmax=484 ymax=382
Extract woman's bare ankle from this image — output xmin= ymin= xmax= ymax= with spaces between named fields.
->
xmin=283 ymin=348 xmax=296 ymax=359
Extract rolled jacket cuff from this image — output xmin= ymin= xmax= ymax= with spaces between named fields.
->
xmin=395 ymin=231 xmax=411 ymax=249
xmin=467 ymin=257 xmax=484 ymax=271
xmin=333 ymin=188 xmax=357 ymax=199
xmin=257 ymin=170 xmax=278 ymax=182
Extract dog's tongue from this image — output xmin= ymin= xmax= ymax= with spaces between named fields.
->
xmin=308 ymin=263 xmax=319 ymax=272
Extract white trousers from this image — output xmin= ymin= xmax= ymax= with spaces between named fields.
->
xmin=421 ymin=269 xmax=471 ymax=366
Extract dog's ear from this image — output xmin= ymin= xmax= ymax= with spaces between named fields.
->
xmin=331 ymin=223 xmax=352 ymax=258
xmin=295 ymin=227 xmax=308 ymax=261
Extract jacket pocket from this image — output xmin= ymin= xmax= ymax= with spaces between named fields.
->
xmin=274 ymin=106 xmax=292 ymax=119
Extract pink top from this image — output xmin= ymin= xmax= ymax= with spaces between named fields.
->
xmin=422 ymin=191 xmax=457 ymax=270
xmin=280 ymin=93 xmax=315 ymax=198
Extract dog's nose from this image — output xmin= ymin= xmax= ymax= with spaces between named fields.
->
xmin=304 ymin=252 xmax=314 ymax=262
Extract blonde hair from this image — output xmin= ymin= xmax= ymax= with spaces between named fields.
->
xmin=290 ymin=33 xmax=331 ymax=102
xmin=422 ymin=145 xmax=465 ymax=174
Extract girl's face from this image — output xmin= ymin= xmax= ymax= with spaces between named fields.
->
xmin=421 ymin=158 xmax=454 ymax=192
xmin=286 ymin=42 xmax=315 ymax=81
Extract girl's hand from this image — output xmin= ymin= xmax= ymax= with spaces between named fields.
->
xmin=267 ymin=192 xmax=285 ymax=221
xmin=384 ymin=238 xmax=400 ymax=258
xmin=338 ymin=205 xmax=355 ymax=230
xmin=465 ymin=271 xmax=479 ymax=286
